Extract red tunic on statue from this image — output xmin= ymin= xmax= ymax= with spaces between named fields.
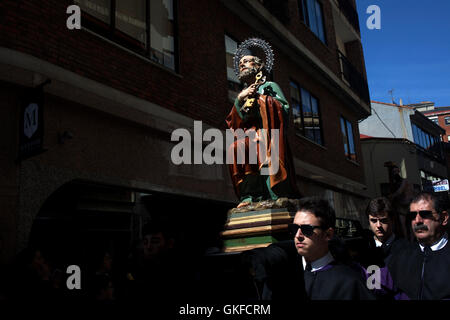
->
xmin=225 ymin=94 xmax=299 ymax=199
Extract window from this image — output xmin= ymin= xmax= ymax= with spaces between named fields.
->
xmin=445 ymin=117 xmax=450 ymax=125
xmin=411 ymin=123 xmax=443 ymax=160
xmin=412 ymin=124 xmax=437 ymax=150
xmin=340 ymin=117 xmax=356 ymax=161
xmin=116 ymin=1 xmax=146 ymax=45
xmin=74 ymin=0 xmax=177 ymax=71
xmin=77 ymin=0 xmax=110 ymax=23
xmin=290 ymin=82 xmax=323 ymax=145
xmin=414 ymin=128 xmax=420 ymax=145
xmin=299 ymin=0 xmax=326 ymax=43
xmin=224 ymin=35 xmax=242 ymax=102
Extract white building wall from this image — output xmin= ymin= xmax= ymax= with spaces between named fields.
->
xmin=359 ymin=102 xmax=415 ymax=141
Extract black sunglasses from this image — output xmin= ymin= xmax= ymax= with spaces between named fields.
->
xmin=407 ymin=210 xmax=435 ymax=220
xmin=288 ymin=224 xmax=325 ymax=237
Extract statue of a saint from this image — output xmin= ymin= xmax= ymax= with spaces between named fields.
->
xmin=226 ymin=38 xmax=300 ymax=209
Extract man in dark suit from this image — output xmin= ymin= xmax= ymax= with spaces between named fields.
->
xmin=388 ymin=192 xmax=450 ymax=300
xmin=243 ymin=198 xmax=374 ymax=300
xmin=357 ymin=197 xmax=410 ymax=299
xmin=366 ymin=197 xmax=410 ymax=261
xmin=291 ymin=198 xmax=374 ymax=300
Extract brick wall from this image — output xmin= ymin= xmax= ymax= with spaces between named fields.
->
xmin=285 ymin=0 xmax=341 ymax=76
xmin=437 ymin=114 xmax=450 ymax=138
xmin=276 ymin=49 xmax=364 ymax=184
xmin=0 ymin=84 xmax=21 ymax=263
xmin=0 ymin=0 xmax=366 ymax=185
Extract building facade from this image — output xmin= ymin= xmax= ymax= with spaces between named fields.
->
xmin=420 ymin=105 xmax=450 ymax=183
xmin=0 ymin=0 xmax=371 ymax=265
xmin=359 ymin=101 xmax=447 ymax=199
xmin=421 ymin=106 xmax=450 ymax=142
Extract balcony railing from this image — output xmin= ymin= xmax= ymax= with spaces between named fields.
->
xmin=416 ymin=140 xmax=446 ymax=164
xmin=338 ymin=50 xmax=370 ymax=105
xmin=336 ymin=0 xmax=360 ymax=33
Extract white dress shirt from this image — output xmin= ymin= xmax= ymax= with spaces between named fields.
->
xmin=419 ymin=232 xmax=448 ymax=252
xmin=374 ymin=234 xmax=395 ymax=248
xmin=302 ymin=251 xmax=334 ymax=272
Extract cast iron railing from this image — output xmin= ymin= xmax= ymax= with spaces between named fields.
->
xmin=338 ymin=50 xmax=370 ymax=105
xmin=257 ymin=0 xmax=290 ymax=24
xmin=336 ymin=0 xmax=360 ymax=33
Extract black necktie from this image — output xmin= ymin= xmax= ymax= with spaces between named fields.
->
xmin=419 ymin=246 xmax=432 ymax=300
xmin=303 ymin=263 xmax=315 ymax=298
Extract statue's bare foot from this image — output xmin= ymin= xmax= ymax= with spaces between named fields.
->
xmin=237 ymin=201 xmax=251 ymax=208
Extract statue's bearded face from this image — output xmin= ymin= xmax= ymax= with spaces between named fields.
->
xmin=238 ymin=55 xmax=262 ymax=83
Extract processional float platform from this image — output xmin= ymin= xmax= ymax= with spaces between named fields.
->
xmin=221 ymin=206 xmax=296 ymax=253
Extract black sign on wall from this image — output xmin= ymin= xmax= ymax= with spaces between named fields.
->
xmin=18 ymin=85 xmax=46 ymax=161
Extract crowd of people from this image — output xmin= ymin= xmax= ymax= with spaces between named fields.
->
xmin=0 ymin=222 xmax=195 ymax=301
xmin=243 ymin=192 xmax=450 ymax=300
xmin=1 ymin=191 xmax=449 ymax=301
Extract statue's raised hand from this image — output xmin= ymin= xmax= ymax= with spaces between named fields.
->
xmin=238 ymin=84 xmax=257 ymax=103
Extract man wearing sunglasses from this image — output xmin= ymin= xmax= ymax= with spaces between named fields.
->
xmin=289 ymin=198 xmax=374 ymax=300
xmin=388 ymin=192 xmax=450 ymax=299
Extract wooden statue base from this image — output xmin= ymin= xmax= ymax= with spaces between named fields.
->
xmin=221 ymin=207 xmax=296 ymax=253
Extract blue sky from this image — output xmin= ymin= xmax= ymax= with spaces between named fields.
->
xmin=356 ymin=0 xmax=450 ymax=107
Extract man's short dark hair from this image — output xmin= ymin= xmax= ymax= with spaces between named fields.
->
xmin=295 ymin=197 xmax=336 ymax=229
xmin=366 ymin=197 xmax=393 ymax=218
xmin=410 ymin=192 xmax=448 ymax=214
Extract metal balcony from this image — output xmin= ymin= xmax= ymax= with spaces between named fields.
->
xmin=336 ymin=0 xmax=360 ymax=34
xmin=257 ymin=0 xmax=290 ymax=24
xmin=338 ymin=50 xmax=370 ymax=105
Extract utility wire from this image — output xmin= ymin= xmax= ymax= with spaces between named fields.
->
xmin=371 ymin=107 xmax=397 ymax=138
